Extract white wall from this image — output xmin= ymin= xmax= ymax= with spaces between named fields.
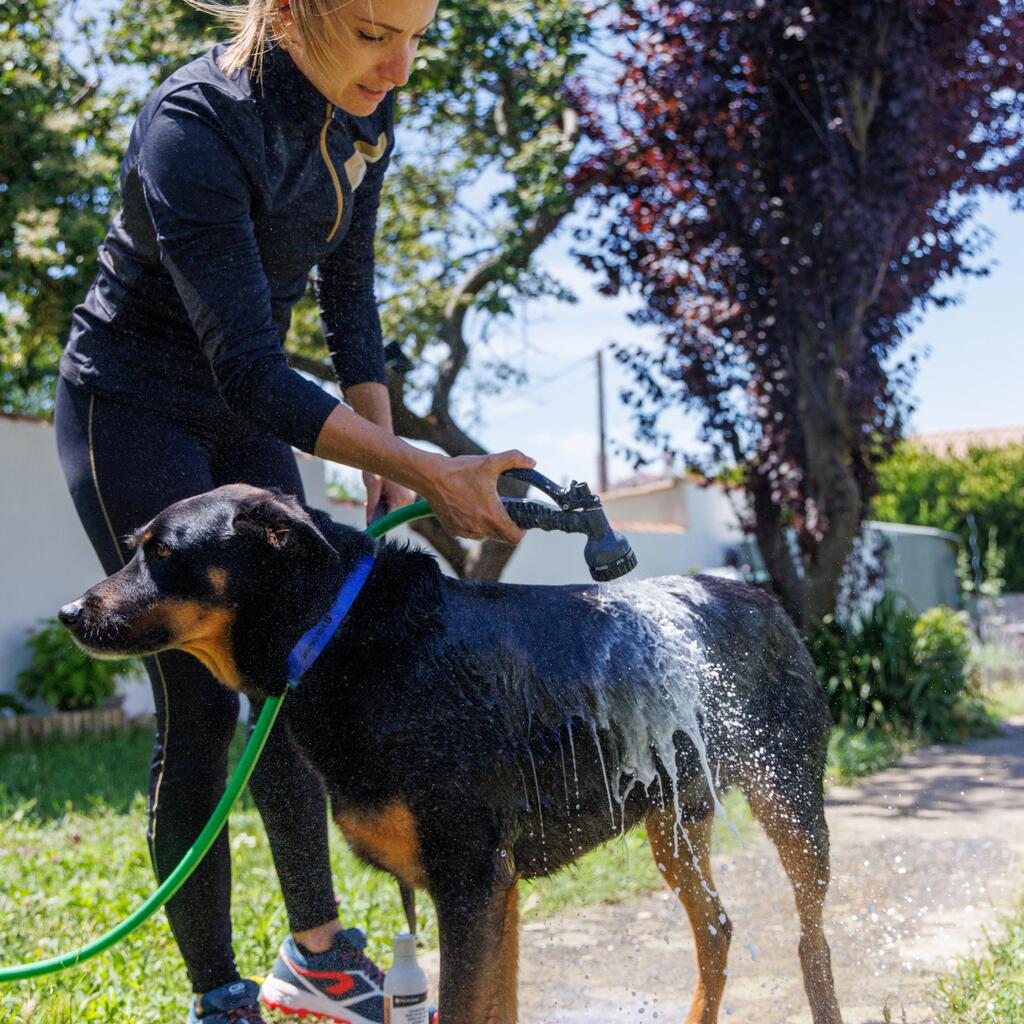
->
xmin=0 ymin=416 xmax=113 ymax=703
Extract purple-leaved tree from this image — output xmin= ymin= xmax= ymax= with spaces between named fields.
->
xmin=582 ymin=0 xmax=1024 ymax=628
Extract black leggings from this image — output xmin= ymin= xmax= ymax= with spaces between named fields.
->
xmin=54 ymin=377 xmax=338 ymax=994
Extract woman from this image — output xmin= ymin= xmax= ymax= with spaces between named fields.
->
xmin=54 ymin=1 xmax=532 ymax=1020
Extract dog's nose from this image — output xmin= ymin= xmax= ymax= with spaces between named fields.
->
xmin=58 ymin=600 xmax=85 ymax=627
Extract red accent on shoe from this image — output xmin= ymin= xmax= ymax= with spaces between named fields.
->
xmin=282 ymin=952 xmax=359 ymax=996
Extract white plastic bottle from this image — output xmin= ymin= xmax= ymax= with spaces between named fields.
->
xmin=383 ymin=932 xmax=429 ymax=1024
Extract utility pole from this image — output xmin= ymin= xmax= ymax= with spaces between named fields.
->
xmin=596 ymin=348 xmax=608 ymax=493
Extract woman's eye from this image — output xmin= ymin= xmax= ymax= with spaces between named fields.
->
xmin=357 ymin=30 xmax=385 ymax=43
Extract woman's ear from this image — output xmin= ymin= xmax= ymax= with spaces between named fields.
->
xmin=277 ymin=1 xmax=297 ymax=35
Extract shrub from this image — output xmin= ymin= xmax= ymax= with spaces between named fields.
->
xmin=0 ymin=693 xmax=28 ymax=716
xmin=874 ymin=441 xmax=1024 ymax=592
xmin=811 ymin=595 xmax=990 ymax=743
xmin=17 ymin=618 xmax=137 ymax=711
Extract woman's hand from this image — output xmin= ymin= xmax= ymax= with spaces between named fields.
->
xmin=313 ymin=399 xmax=535 ymax=543
xmin=421 ymin=449 xmax=536 ymax=544
xmin=363 ymin=472 xmax=414 ymax=524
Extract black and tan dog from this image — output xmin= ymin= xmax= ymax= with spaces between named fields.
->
xmin=59 ymin=484 xmax=843 ymax=1024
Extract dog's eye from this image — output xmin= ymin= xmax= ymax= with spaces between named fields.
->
xmin=152 ymin=542 xmax=172 ymax=560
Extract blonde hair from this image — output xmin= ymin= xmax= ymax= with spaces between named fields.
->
xmin=185 ymin=0 xmax=364 ymax=82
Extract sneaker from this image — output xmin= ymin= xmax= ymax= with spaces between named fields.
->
xmin=259 ymin=927 xmax=386 ymax=1023
xmin=187 ymin=978 xmax=266 ymax=1023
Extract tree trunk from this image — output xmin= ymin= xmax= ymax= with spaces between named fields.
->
xmin=754 ymin=326 xmax=866 ymax=632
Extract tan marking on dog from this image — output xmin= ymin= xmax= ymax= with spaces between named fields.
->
xmin=334 ymin=803 xmax=427 ymax=889
xmin=488 ymin=884 xmax=520 ymax=1024
xmin=647 ymin=809 xmax=731 ymax=1024
xmin=207 ymin=567 xmax=229 ymax=596
xmin=160 ymin=601 xmax=242 ymax=690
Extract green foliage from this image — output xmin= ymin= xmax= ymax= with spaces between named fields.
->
xmin=826 ymin=727 xmax=912 ymax=784
xmin=0 ymin=693 xmax=29 ymax=716
xmin=1 ymin=0 xmax=128 ymax=416
xmin=936 ymin=902 xmax=1024 ymax=1023
xmin=875 ymin=442 xmax=1024 ymax=592
xmin=16 ymin=617 xmax=137 ymax=711
xmin=811 ymin=595 xmax=992 ymax=743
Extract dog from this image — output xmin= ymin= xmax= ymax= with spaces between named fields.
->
xmin=59 ymin=483 xmax=843 ymax=1024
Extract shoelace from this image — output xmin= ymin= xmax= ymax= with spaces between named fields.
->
xmin=335 ymin=928 xmax=386 ymax=990
xmin=345 ymin=948 xmax=386 ymax=990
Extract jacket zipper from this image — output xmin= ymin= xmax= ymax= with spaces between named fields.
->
xmin=319 ymin=102 xmax=344 ymax=242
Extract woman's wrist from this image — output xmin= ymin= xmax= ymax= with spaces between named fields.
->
xmin=313 ymin=401 xmax=441 ymax=494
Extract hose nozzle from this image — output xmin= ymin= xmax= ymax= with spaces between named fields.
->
xmin=499 ymin=469 xmax=637 ymax=582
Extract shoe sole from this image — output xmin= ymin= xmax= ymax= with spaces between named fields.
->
xmin=260 ymin=975 xmax=377 ymax=1024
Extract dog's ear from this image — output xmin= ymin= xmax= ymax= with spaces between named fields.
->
xmin=232 ymin=490 xmax=340 ymax=564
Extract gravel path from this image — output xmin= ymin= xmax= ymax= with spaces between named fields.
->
xmin=422 ymin=720 xmax=1024 ymax=1023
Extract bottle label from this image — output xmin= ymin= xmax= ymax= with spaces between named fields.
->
xmin=385 ymin=992 xmax=428 ymax=1024
xmin=394 ymin=993 xmax=427 ymax=1006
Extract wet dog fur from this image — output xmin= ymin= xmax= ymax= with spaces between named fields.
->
xmin=60 ymin=484 xmax=843 ymax=1024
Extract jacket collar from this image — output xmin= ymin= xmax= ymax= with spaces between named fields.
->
xmin=254 ymin=42 xmax=334 ymax=131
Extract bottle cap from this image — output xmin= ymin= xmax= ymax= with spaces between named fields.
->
xmin=393 ymin=933 xmax=417 ymax=958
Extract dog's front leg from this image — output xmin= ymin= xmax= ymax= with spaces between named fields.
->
xmin=433 ymin=880 xmax=520 ymax=1024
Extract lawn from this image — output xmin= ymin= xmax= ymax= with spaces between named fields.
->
xmin=935 ymin=901 xmax=1024 ymax=1023
xmin=0 ymin=726 xmax=748 ymax=1024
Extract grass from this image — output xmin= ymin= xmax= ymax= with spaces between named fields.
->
xmin=934 ymin=901 xmax=1024 ymax=1023
xmin=0 ymin=727 xmax=748 ymax=1024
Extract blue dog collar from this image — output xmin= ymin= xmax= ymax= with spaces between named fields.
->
xmin=285 ymin=551 xmax=376 ymax=688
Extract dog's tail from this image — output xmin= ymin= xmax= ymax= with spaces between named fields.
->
xmin=398 ymin=881 xmax=416 ymax=934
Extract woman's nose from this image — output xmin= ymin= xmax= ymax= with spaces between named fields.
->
xmin=378 ymin=44 xmax=416 ymax=88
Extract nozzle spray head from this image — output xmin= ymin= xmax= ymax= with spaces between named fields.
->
xmin=581 ymin=508 xmax=638 ymax=582
xmin=499 ymin=468 xmax=638 ymax=582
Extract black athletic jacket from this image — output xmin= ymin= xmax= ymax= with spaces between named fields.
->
xmin=60 ymin=42 xmax=394 ymax=453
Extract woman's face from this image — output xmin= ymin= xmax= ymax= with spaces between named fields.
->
xmin=280 ymin=0 xmax=438 ymax=116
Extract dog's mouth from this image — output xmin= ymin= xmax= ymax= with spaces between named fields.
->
xmin=65 ymin=617 xmax=172 ymax=659
xmin=61 ymin=587 xmax=245 ymax=689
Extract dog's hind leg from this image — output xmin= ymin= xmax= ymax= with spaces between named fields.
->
xmin=743 ymin=786 xmax=843 ymax=1024
xmin=434 ymin=881 xmax=520 ymax=1024
xmin=646 ymin=809 xmax=731 ymax=1024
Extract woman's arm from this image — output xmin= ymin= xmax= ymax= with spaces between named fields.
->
xmin=137 ymin=88 xmax=341 ymax=454
xmin=313 ymin=403 xmax=532 ymax=544
xmin=343 ymin=381 xmax=411 ymax=522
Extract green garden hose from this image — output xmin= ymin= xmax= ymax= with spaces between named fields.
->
xmin=0 ymin=500 xmax=436 ymax=983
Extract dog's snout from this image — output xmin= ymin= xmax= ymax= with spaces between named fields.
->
xmin=58 ymin=600 xmax=86 ymax=628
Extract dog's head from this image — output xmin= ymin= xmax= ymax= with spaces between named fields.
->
xmin=59 ymin=484 xmax=365 ymax=696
